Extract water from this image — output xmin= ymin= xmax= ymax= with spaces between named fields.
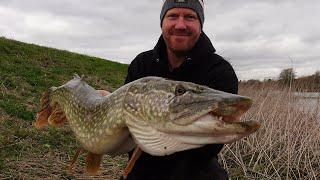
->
xmin=293 ymin=92 xmax=320 ymax=118
xmin=293 ymin=92 xmax=320 ymax=99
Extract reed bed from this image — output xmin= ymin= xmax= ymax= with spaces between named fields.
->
xmin=220 ymin=84 xmax=320 ymax=179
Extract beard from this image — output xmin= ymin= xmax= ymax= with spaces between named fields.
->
xmin=166 ymin=29 xmax=194 ymax=56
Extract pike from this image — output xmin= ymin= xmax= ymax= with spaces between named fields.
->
xmin=34 ymin=75 xmax=260 ymax=176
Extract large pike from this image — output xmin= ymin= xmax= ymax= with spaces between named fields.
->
xmin=35 ymin=75 xmax=260 ymax=174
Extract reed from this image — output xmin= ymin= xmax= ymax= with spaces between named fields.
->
xmin=220 ymin=83 xmax=320 ymax=179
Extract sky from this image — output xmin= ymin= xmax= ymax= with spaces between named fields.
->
xmin=0 ymin=0 xmax=319 ymax=80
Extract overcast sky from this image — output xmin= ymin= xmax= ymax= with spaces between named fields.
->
xmin=1 ymin=0 xmax=319 ymax=80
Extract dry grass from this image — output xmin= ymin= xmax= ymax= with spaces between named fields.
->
xmin=220 ymin=84 xmax=320 ymax=179
xmin=0 ymin=115 xmax=127 ymax=180
xmin=1 ymin=148 xmax=127 ymax=180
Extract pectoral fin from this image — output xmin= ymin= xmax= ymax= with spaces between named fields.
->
xmin=86 ymin=152 xmax=103 ymax=175
xmin=123 ymin=147 xmax=142 ymax=179
xmin=34 ymin=90 xmax=52 ymax=129
xmin=67 ymin=148 xmax=83 ymax=173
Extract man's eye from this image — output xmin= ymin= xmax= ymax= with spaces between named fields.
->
xmin=186 ymin=15 xmax=197 ymax=20
xmin=167 ymin=14 xmax=178 ymax=19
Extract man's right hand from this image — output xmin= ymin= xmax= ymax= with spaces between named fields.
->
xmin=97 ymin=90 xmax=110 ymax=96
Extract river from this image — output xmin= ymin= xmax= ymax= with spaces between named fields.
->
xmin=294 ymin=92 xmax=320 ymax=118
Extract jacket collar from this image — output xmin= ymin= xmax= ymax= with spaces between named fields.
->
xmin=152 ymin=32 xmax=216 ymax=64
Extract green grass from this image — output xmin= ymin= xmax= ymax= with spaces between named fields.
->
xmin=0 ymin=98 xmax=34 ymax=121
xmin=0 ymin=37 xmax=128 ymax=179
xmin=0 ymin=37 xmax=128 ymax=123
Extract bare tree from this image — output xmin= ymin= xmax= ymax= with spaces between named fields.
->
xmin=279 ymin=68 xmax=296 ymax=86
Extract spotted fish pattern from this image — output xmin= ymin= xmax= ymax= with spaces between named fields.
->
xmin=35 ymin=75 xmax=260 ymax=173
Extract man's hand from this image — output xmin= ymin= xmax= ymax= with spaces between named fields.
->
xmin=97 ymin=90 xmax=110 ymax=96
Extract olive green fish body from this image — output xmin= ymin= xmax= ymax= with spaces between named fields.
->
xmin=36 ymin=75 xmax=260 ymax=157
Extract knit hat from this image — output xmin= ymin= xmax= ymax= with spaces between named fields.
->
xmin=160 ymin=0 xmax=204 ymax=28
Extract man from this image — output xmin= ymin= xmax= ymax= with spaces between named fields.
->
xmin=124 ymin=0 xmax=238 ymax=179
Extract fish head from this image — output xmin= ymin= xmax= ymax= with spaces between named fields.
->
xmin=124 ymin=77 xmax=260 ymax=156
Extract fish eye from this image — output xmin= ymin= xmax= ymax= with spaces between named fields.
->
xmin=175 ymin=85 xmax=186 ymax=96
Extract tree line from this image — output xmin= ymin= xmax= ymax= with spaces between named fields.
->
xmin=241 ymin=69 xmax=320 ymax=92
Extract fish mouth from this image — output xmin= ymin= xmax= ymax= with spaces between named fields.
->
xmin=186 ymin=95 xmax=256 ymax=127
xmin=160 ymin=96 xmax=260 ymax=143
xmin=211 ymin=95 xmax=253 ymax=123
xmin=191 ymin=113 xmax=260 ymax=136
xmin=191 ymin=96 xmax=260 ymax=137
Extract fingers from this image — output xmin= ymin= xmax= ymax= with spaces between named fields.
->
xmin=97 ymin=90 xmax=110 ymax=96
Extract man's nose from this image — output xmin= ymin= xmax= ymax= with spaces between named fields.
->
xmin=174 ymin=17 xmax=187 ymax=30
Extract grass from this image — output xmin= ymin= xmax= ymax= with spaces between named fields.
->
xmin=1 ymin=37 xmax=319 ymax=179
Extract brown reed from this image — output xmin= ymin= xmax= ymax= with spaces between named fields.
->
xmin=219 ymin=83 xmax=320 ymax=179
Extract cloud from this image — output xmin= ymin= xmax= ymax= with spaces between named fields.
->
xmin=204 ymin=0 xmax=320 ymax=79
xmin=0 ymin=0 xmax=319 ymax=80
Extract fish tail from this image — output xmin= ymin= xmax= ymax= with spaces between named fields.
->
xmin=34 ymin=90 xmax=52 ymax=129
xmin=48 ymin=104 xmax=67 ymax=126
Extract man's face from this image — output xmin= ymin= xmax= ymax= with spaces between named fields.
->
xmin=162 ymin=8 xmax=201 ymax=55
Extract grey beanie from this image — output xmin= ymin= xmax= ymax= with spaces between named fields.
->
xmin=160 ymin=0 xmax=204 ymax=28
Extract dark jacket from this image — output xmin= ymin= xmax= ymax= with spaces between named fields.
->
xmin=124 ymin=32 xmax=238 ymax=180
